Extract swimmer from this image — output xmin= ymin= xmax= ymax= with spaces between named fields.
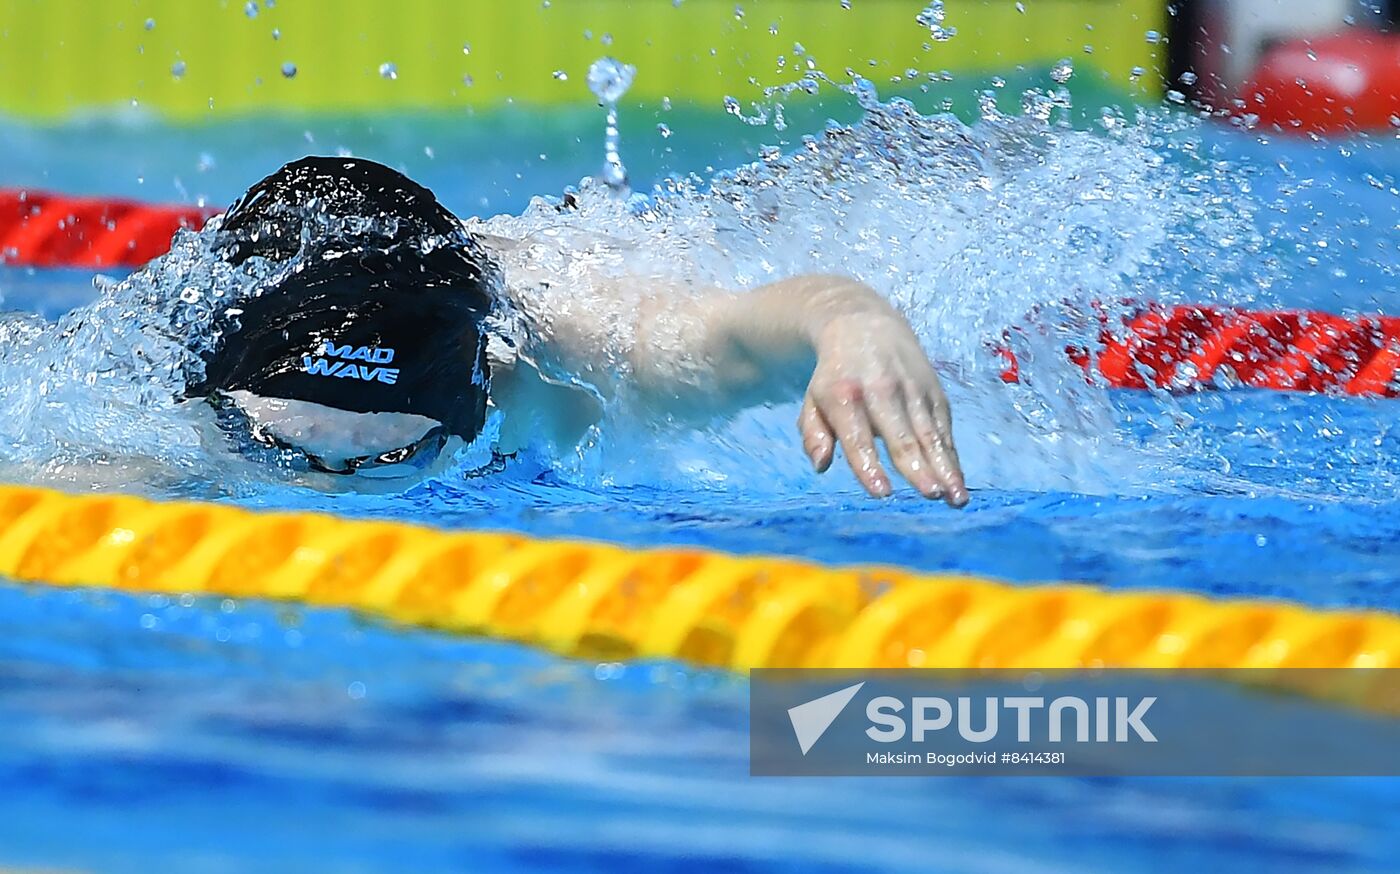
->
xmin=189 ymin=157 xmax=968 ymax=505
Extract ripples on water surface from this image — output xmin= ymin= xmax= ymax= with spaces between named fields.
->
xmin=0 ymin=76 xmax=1398 ymax=872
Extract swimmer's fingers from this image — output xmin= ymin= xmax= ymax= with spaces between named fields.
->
xmin=909 ymin=386 xmax=969 ymax=508
xmin=799 ymin=394 xmax=836 ymax=473
xmin=864 ymin=381 xmax=943 ymax=499
xmin=814 ymin=383 xmax=892 ymax=498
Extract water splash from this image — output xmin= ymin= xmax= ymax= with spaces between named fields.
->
xmin=0 ymin=81 xmax=1305 ymax=500
xmin=472 ymin=83 xmax=1278 ymax=495
xmin=916 ymin=2 xmax=956 ymax=42
xmin=586 ymin=57 xmax=636 ymax=193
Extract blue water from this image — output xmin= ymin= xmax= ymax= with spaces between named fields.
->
xmin=1 ymin=92 xmax=1400 ymax=871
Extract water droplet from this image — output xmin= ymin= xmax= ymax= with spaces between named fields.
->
xmin=916 ymin=2 xmax=953 ymax=41
xmin=462 ymin=43 xmax=471 ymax=55
xmin=1130 ymin=66 xmax=1146 ymax=80
xmin=144 ymin=18 xmax=155 ymax=30
xmin=347 ymin=681 xmax=366 ymax=700
xmin=244 ymin=1 xmax=258 ymax=18
xmin=769 ymin=22 xmax=779 ymax=35
xmin=379 ymin=61 xmax=398 ymax=80
xmin=553 ymin=69 xmax=569 ymax=81
xmin=1014 ymin=2 xmax=1024 ymax=12
xmin=588 ymin=57 xmax=636 ymax=193
xmin=1166 ymin=89 xmax=1186 ymax=104
xmin=1050 ymin=59 xmax=1074 ymax=83
xmin=462 ymin=74 xmax=474 ymax=87
xmin=272 ymin=28 xmax=280 ymax=40
xmin=657 ymin=122 xmax=672 ymax=138
xmin=171 ymin=60 xmax=187 ymax=78
xmin=281 ymin=61 xmax=297 ymax=78
xmin=1179 ymin=70 xmax=1198 ymax=86
xmin=587 ymin=56 xmax=635 ymax=103
xmin=853 ymin=77 xmax=880 ymax=109
xmin=733 ymin=4 xmax=744 ymax=19
xmin=1145 ymin=29 xmax=1161 ymax=43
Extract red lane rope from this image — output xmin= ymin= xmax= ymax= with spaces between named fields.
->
xmin=0 ymin=188 xmax=214 ymax=269
xmin=1002 ymin=305 xmax=1400 ymax=399
xmin=3 ymin=188 xmax=1397 ymax=399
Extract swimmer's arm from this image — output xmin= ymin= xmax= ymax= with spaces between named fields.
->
xmin=631 ymin=275 xmax=968 ymax=506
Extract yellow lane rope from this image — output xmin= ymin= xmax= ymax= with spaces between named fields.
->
xmin=0 ymin=484 xmax=1396 ymax=671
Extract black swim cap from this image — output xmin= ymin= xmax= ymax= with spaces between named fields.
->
xmin=190 ymin=157 xmax=496 ymax=445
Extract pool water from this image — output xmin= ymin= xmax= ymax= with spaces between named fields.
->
xmin=1 ymin=81 xmax=1399 ymax=872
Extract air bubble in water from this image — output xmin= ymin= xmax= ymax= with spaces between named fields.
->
xmin=379 ymin=62 xmax=398 ymax=80
xmin=281 ymin=61 xmax=297 ymax=78
xmin=179 ymin=287 xmax=201 ymax=304
xmin=1179 ymin=70 xmax=1198 ymax=85
xmin=244 ymin=1 xmax=258 ymax=18
xmin=144 ymin=18 xmax=155 ymax=30
xmin=1050 ymin=59 xmax=1074 ymax=83
xmin=171 ymin=60 xmax=187 ymax=78
xmin=553 ymin=70 xmax=569 ymax=81
xmin=657 ymin=123 xmax=672 ymax=138
xmin=1145 ymin=30 xmax=1161 ymax=43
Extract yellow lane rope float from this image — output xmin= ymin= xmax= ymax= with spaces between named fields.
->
xmin=0 ymin=484 xmax=1397 ymax=672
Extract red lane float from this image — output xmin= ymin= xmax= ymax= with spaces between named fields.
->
xmin=4 ymin=187 xmax=1397 ymax=399
xmin=1002 ymin=305 xmax=1400 ymax=399
xmin=0 ymin=188 xmax=214 ymax=269
xmin=1239 ymin=30 xmax=1400 ymax=134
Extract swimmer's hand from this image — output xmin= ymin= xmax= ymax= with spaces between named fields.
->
xmin=796 ymin=279 xmax=967 ymax=506
xmin=624 ymin=274 xmax=968 ymax=506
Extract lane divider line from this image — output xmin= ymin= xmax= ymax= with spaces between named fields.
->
xmin=0 ymin=484 xmax=1395 ymax=671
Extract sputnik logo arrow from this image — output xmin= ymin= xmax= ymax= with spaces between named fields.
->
xmin=787 ymin=682 xmax=865 ymax=755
